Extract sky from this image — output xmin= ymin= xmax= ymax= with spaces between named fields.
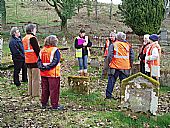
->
xmin=98 ymin=0 xmax=122 ymax=5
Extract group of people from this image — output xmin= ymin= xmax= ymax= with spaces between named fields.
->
xmin=8 ymin=23 xmax=161 ymax=109
xmin=100 ymin=32 xmax=161 ymax=99
xmin=138 ymin=34 xmax=161 ymax=80
xmin=9 ymin=24 xmax=63 ymax=110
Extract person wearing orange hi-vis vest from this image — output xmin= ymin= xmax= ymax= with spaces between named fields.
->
xmin=74 ymin=28 xmax=92 ymax=76
xmin=22 ymin=24 xmax=40 ymax=97
xmin=37 ymin=35 xmax=63 ymax=110
xmin=145 ymin=34 xmax=161 ymax=81
xmin=105 ymin=32 xmax=134 ymax=99
xmin=101 ymin=32 xmax=116 ymax=79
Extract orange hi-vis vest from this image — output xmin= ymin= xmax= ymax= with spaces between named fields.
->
xmin=22 ymin=34 xmax=38 ymax=63
xmin=104 ymin=39 xmax=110 ymax=57
xmin=147 ymin=42 xmax=161 ymax=68
xmin=109 ymin=41 xmax=131 ymax=70
xmin=40 ymin=46 xmax=60 ymax=77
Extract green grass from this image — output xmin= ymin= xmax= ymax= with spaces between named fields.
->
xmin=160 ymin=86 xmax=170 ymax=94
xmin=0 ymin=75 xmax=170 ymax=127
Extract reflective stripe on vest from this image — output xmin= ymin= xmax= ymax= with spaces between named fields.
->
xmin=40 ymin=47 xmax=60 ymax=77
xmin=109 ymin=41 xmax=131 ymax=70
xmin=22 ymin=34 xmax=38 ymax=63
xmin=114 ymin=42 xmax=129 ymax=59
xmin=147 ymin=43 xmax=161 ymax=67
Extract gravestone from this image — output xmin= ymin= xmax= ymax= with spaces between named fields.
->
xmin=90 ymin=56 xmax=100 ymax=69
xmin=68 ymin=76 xmax=90 ymax=94
xmin=121 ymin=72 xmax=160 ymax=115
xmin=160 ymin=28 xmax=168 ymax=43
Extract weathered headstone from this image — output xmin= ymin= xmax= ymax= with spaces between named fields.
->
xmin=121 ymin=72 xmax=160 ymax=115
xmin=160 ymin=28 xmax=168 ymax=43
xmin=90 ymin=56 xmax=100 ymax=69
xmin=68 ymin=76 xmax=90 ymax=94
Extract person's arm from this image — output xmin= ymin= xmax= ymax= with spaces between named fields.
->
xmin=30 ymin=37 xmax=40 ymax=57
xmin=129 ymin=47 xmax=135 ymax=67
xmin=107 ymin=44 xmax=114 ymax=64
xmin=86 ymin=39 xmax=92 ymax=47
xmin=75 ymin=38 xmax=83 ymax=49
xmin=37 ymin=56 xmax=46 ymax=71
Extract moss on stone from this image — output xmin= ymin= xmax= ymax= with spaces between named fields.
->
xmin=121 ymin=72 xmax=160 ymax=97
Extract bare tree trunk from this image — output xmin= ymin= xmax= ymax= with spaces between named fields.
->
xmin=109 ymin=0 xmax=113 ymax=20
xmin=0 ymin=0 xmax=6 ymax=29
xmin=61 ymin=17 xmax=67 ymax=33
xmin=95 ymin=0 xmax=98 ymax=20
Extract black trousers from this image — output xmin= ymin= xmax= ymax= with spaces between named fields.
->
xmin=13 ymin=60 xmax=27 ymax=86
xmin=140 ymin=61 xmax=145 ymax=74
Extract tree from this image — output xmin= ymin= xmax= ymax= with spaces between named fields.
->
xmin=95 ymin=0 xmax=98 ymax=20
xmin=109 ymin=0 xmax=113 ymax=20
xmin=0 ymin=0 xmax=6 ymax=29
xmin=86 ymin=0 xmax=93 ymax=17
xmin=118 ymin=0 xmax=165 ymax=36
xmin=46 ymin=0 xmax=83 ymax=32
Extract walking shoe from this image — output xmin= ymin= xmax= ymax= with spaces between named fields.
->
xmin=52 ymin=105 xmax=64 ymax=110
xmin=15 ymin=83 xmax=21 ymax=87
xmin=105 ymin=97 xmax=117 ymax=100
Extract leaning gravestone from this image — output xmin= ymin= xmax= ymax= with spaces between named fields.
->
xmin=121 ymin=72 xmax=160 ymax=115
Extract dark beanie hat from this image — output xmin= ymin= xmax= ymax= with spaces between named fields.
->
xmin=149 ymin=34 xmax=159 ymax=42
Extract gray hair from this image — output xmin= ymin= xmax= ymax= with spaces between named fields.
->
xmin=25 ymin=23 xmax=36 ymax=34
xmin=10 ymin=27 xmax=19 ymax=36
xmin=116 ymin=32 xmax=126 ymax=41
xmin=110 ymin=32 xmax=116 ymax=37
xmin=44 ymin=35 xmax=58 ymax=47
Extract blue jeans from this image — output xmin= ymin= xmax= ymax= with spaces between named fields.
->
xmin=106 ymin=69 xmax=127 ymax=98
xmin=78 ymin=55 xmax=88 ymax=70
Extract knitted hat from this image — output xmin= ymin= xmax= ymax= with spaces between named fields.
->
xmin=149 ymin=34 xmax=159 ymax=42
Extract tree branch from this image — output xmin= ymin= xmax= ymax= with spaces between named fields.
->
xmin=46 ymin=0 xmax=55 ymax=7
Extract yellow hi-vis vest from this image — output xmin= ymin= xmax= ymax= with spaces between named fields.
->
xmin=75 ymin=36 xmax=90 ymax=58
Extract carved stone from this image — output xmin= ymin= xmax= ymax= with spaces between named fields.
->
xmin=68 ymin=76 xmax=90 ymax=94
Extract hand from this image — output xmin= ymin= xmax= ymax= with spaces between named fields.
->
xmin=40 ymin=66 xmax=47 ymax=71
xmin=83 ymin=41 xmax=88 ymax=46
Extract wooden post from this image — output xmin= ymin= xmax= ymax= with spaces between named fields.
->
xmin=0 ymin=36 xmax=3 ymax=64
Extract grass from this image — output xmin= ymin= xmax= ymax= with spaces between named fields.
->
xmin=0 ymin=0 xmax=170 ymax=127
xmin=0 ymin=79 xmax=170 ymax=127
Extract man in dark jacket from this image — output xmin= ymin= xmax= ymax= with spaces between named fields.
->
xmin=9 ymin=27 xmax=27 ymax=86
xmin=106 ymin=32 xmax=134 ymax=99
